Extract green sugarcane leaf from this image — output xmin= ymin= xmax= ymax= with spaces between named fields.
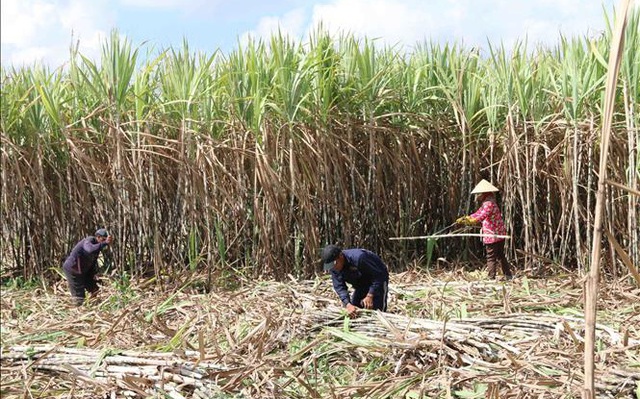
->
xmin=425 ymin=238 xmax=436 ymax=269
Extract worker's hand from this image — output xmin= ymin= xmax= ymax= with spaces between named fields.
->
xmin=345 ymin=303 xmax=358 ymax=318
xmin=105 ymin=235 xmax=113 ymax=245
xmin=361 ymin=294 xmax=374 ymax=309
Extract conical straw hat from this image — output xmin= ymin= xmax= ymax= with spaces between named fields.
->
xmin=471 ymin=179 xmax=499 ymax=194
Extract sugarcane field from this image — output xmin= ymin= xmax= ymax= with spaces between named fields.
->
xmin=1 ymin=2 xmax=639 ymax=399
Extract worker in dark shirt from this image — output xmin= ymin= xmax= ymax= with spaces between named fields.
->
xmin=62 ymin=228 xmax=112 ymax=306
xmin=321 ymin=244 xmax=389 ymax=318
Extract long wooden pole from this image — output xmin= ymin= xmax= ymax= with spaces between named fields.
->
xmin=389 ymin=233 xmax=511 ymax=241
xmin=584 ymin=1 xmax=631 ymax=397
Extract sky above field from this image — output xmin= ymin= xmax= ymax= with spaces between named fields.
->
xmin=0 ymin=0 xmax=629 ymax=68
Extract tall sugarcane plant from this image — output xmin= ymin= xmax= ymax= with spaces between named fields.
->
xmin=1 ymin=8 xmax=638 ymax=282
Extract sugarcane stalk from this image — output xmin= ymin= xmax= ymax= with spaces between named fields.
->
xmin=389 ymin=233 xmax=511 ymax=240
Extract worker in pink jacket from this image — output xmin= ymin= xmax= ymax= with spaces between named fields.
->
xmin=456 ymin=180 xmax=513 ymax=280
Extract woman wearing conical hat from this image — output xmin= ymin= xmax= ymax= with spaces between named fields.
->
xmin=455 ymin=180 xmax=513 ymax=280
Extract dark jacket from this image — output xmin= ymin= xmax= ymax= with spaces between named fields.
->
xmin=330 ymin=249 xmax=389 ymax=306
xmin=62 ymin=236 xmax=108 ymax=275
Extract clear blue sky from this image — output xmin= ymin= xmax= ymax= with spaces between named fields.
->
xmin=1 ymin=0 xmax=627 ymax=68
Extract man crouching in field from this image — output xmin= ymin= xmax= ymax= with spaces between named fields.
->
xmin=62 ymin=228 xmax=112 ymax=306
xmin=321 ymin=244 xmax=389 ymax=318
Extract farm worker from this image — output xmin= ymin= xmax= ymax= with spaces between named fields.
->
xmin=455 ymin=179 xmax=513 ymax=280
xmin=62 ymin=228 xmax=112 ymax=306
xmin=321 ymin=244 xmax=389 ymax=318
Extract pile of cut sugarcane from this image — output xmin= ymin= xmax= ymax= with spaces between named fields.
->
xmin=1 ymin=270 xmax=638 ymax=398
xmin=1 ymin=346 xmax=228 ymax=398
xmin=304 ymin=306 xmax=638 ymax=396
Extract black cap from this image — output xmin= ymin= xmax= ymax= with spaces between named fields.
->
xmin=321 ymin=244 xmax=342 ymax=271
xmin=95 ymin=228 xmax=109 ymax=237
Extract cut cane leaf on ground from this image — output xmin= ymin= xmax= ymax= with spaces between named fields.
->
xmin=1 ymin=270 xmax=637 ymax=398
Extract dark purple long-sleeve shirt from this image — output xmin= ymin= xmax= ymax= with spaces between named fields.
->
xmin=329 ymin=249 xmax=389 ymax=306
xmin=62 ymin=236 xmax=108 ymax=275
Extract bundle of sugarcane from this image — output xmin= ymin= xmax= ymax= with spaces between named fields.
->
xmin=1 ymin=345 xmax=229 ymax=398
xmin=307 ymin=306 xmax=635 ymax=345
xmin=301 ymin=305 xmax=639 ymax=395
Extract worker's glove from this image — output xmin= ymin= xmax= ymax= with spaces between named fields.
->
xmin=455 ymin=216 xmax=477 ymax=226
xmin=455 ymin=216 xmax=468 ymax=225
xmin=465 ymin=216 xmax=478 ymax=226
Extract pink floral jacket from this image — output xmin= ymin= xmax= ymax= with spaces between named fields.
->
xmin=471 ymin=199 xmax=507 ymax=244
